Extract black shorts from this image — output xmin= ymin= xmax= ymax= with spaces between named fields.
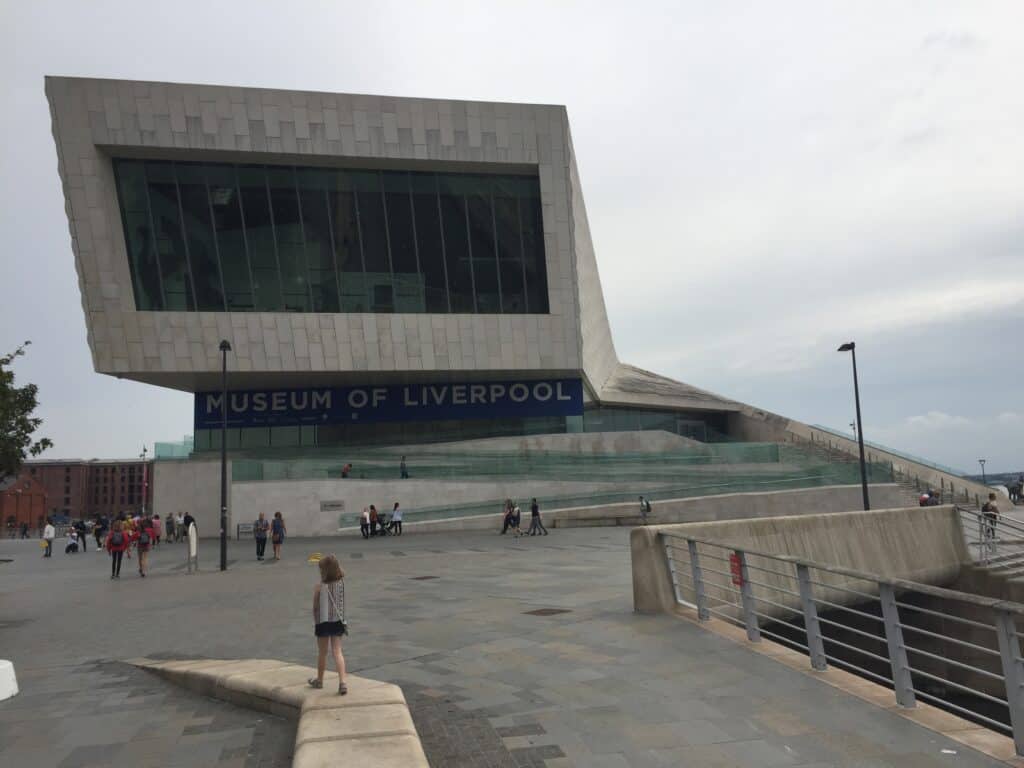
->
xmin=314 ymin=621 xmax=348 ymax=637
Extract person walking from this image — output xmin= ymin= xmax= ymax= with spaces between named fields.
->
xmin=527 ymin=498 xmax=548 ymax=536
xmin=500 ymin=499 xmax=514 ymax=534
xmin=164 ymin=513 xmax=175 ymax=545
xmin=254 ymin=512 xmax=270 ymax=561
xmin=360 ymin=508 xmax=370 ymax=539
xmin=638 ymin=496 xmax=652 ymax=525
xmin=151 ymin=514 xmax=161 ymax=546
xmin=511 ymin=503 xmax=523 ymax=537
xmin=983 ymin=492 xmax=1001 ymax=557
xmin=271 ymin=511 xmax=286 ymax=561
xmin=94 ymin=516 xmax=107 ymax=550
xmin=20 ymin=521 xmax=29 ymax=540
xmin=389 ymin=503 xmax=403 ymax=535
xmin=400 ymin=456 xmax=409 ymax=479
xmin=369 ymin=505 xmax=379 ymax=537
xmin=73 ymin=519 xmax=88 ymax=553
xmin=105 ymin=520 xmax=129 ymax=579
xmin=307 ymin=554 xmax=348 ymax=695
xmin=42 ymin=518 xmax=55 ymax=558
xmin=175 ymin=511 xmax=185 ymax=542
xmin=134 ymin=517 xmax=155 ymax=577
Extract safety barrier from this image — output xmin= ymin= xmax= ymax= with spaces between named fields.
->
xmin=661 ymin=529 xmax=1024 ymax=755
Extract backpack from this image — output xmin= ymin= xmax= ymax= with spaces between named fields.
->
xmin=111 ymin=531 xmax=124 ymax=547
xmin=138 ymin=530 xmax=151 ymax=547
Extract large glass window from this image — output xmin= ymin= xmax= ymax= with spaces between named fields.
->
xmin=113 ymin=159 xmax=549 ymax=315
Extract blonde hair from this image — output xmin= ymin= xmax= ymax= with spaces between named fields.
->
xmin=318 ymin=554 xmax=344 ymax=582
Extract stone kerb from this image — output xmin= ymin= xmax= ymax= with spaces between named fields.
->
xmin=129 ymin=658 xmax=427 ymax=768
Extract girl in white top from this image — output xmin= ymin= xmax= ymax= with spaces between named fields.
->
xmin=308 ymin=554 xmax=348 ymax=694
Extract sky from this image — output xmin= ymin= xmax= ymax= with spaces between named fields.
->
xmin=1 ymin=1 xmax=1021 ymax=472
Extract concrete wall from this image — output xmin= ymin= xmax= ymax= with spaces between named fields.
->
xmin=631 ymin=505 xmax=970 ymax=617
xmin=334 ymin=483 xmax=906 ymax=537
xmin=230 ymin=477 xmax=637 ymax=537
xmin=152 ymin=458 xmax=229 ymax=538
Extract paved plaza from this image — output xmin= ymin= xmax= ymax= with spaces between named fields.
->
xmin=0 ymin=527 xmax=1006 ymax=767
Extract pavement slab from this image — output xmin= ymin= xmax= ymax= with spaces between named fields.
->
xmin=0 ymin=528 xmax=1011 ymax=766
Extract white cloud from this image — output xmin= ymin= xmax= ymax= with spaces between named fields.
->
xmin=997 ymin=412 xmax=1022 ymax=425
xmin=905 ymin=411 xmax=972 ymax=429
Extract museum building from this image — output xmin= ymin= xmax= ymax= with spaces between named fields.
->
xmin=46 ymin=75 xmax=764 ymax=454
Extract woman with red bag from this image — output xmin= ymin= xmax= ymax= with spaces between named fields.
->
xmin=105 ymin=520 xmax=130 ymax=579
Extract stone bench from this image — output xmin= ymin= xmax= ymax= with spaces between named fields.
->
xmin=129 ymin=658 xmax=427 ymax=768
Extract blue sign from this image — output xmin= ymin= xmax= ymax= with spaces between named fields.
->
xmin=194 ymin=378 xmax=583 ymax=430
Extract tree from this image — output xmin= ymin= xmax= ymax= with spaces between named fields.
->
xmin=1 ymin=341 xmax=53 ymax=477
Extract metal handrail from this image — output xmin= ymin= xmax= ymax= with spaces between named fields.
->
xmin=660 ymin=529 xmax=1024 ymax=755
xmin=662 ymin=528 xmax=1024 ymax=617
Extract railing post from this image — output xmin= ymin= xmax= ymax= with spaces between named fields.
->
xmin=687 ymin=539 xmax=709 ymax=620
xmin=736 ymin=550 xmax=760 ymax=642
xmin=878 ymin=583 xmax=916 ymax=707
xmin=662 ymin=535 xmax=683 ymax=606
xmin=995 ymin=610 xmax=1024 ymax=756
xmin=796 ymin=564 xmax=827 ymax=671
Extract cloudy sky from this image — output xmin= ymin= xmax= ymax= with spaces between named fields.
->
xmin=1 ymin=1 xmax=1021 ymax=472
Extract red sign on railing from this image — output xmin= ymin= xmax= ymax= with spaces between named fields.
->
xmin=730 ymin=553 xmax=743 ymax=586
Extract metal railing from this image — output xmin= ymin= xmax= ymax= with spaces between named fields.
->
xmin=959 ymin=506 xmax=1024 ymax=570
xmin=661 ymin=530 xmax=1024 ymax=754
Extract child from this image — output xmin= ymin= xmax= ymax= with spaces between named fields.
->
xmin=308 ymin=554 xmax=348 ymax=695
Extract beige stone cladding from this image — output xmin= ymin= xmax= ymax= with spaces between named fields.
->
xmin=44 ymin=76 xmax=611 ymax=392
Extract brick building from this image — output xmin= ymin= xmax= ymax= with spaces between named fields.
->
xmin=1 ymin=474 xmax=48 ymax=534
xmin=25 ymin=459 xmax=153 ymax=520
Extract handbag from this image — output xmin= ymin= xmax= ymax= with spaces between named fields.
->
xmin=325 ymin=580 xmax=348 ymax=632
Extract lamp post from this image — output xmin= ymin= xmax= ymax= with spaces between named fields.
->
xmin=139 ymin=446 xmax=148 ymax=515
xmin=849 ymin=422 xmax=856 ymax=440
xmin=219 ymin=339 xmax=231 ymax=572
xmin=979 ymin=459 xmax=987 ymax=487
xmin=838 ymin=342 xmax=870 ymax=511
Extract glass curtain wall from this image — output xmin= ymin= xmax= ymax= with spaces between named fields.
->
xmin=113 ymin=159 xmax=549 ymax=315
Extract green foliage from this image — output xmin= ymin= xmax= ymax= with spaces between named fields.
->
xmin=1 ymin=341 xmax=53 ymax=477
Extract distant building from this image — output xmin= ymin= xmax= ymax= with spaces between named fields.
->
xmin=1 ymin=473 xmax=48 ymax=532
xmin=23 ymin=459 xmax=153 ymax=520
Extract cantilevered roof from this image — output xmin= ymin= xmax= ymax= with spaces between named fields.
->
xmin=597 ymin=364 xmax=741 ymax=413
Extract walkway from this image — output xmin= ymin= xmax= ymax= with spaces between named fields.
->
xmin=0 ymin=529 xmax=1005 ymax=767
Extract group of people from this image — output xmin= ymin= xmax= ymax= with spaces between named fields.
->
xmin=359 ymin=504 xmax=402 ymax=538
xmin=500 ymin=498 xmax=548 ymax=537
xmin=101 ymin=511 xmax=196 ymax=578
xmin=253 ymin=511 xmax=287 ymax=560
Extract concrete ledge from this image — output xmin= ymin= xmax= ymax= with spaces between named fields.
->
xmin=0 ymin=660 xmax=17 ymax=701
xmin=129 ymin=658 xmax=427 ymax=768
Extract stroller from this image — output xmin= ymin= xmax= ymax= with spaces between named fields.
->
xmin=65 ymin=531 xmax=80 ymax=554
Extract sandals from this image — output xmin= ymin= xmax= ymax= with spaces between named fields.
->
xmin=307 ymin=678 xmax=323 ymax=689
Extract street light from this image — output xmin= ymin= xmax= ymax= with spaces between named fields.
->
xmin=219 ymin=339 xmax=232 ymax=572
xmin=139 ymin=446 xmax=148 ymax=515
xmin=849 ymin=422 xmax=857 ymax=439
xmin=979 ymin=459 xmax=987 ymax=486
xmin=838 ymin=342 xmax=870 ymax=511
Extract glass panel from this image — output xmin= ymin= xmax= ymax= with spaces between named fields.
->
xmin=327 ymin=171 xmax=366 ymax=312
xmin=352 ymin=171 xmax=393 ymax=312
xmin=410 ymin=172 xmax=449 ymax=312
xmin=520 ymin=177 xmax=549 ymax=313
xmin=175 ymin=164 xmax=225 ymax=311
xmin=295 ymin=168 xmax=340 ymax=312
xmin=113 ymin=160 xmax=163 ymax=310
xmin=466 ymin=177 xmax=500 ymax=313
xmin=438 ymin=175 xmax=474 ymax=312
xmin=266 ymin=167 xmax=311 ymax=312
xmin=493 ymin=177 xmax=526 ymax=314
xmin=144 ymin=161 xmax=193 ymax=310
xmin=237 ymin=166 xmax=282 ymax=311
xmin=384 ymin=171 xmax=423 ymax=312
xmin=112 ymin=160 xmax=549 ymax=316
xmin=206 ymin=165 xmax=254 ymax=310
